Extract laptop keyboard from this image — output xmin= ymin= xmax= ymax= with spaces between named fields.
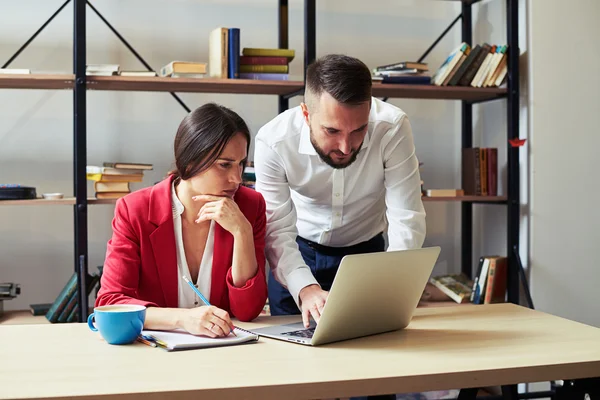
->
xmin=282 ymin=327 xmax=316 ymax=338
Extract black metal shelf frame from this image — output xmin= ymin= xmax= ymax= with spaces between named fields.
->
xmin=3 ymin=0 xmax=519 ymax=323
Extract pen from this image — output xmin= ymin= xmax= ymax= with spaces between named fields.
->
xmin=141 ymin=334 xmax=168 ymax=348
xmin=136 ymin=337 xmax=157 ymax=348
xmin=182 ymin=275 xmax=237 ymax=336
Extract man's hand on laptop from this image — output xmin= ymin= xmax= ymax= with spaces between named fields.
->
xmin=299 ymin=284 xmax=329 ymax=328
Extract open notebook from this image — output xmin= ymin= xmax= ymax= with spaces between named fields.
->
xmin=142 ymin=327 xmax=259 ymax=351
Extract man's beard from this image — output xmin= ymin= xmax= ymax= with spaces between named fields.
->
xmin=309 ymin=127 xmax=362 ymax=169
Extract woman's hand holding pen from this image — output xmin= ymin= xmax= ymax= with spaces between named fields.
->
xmin=181 ymin=305 xmax=235 ymax=338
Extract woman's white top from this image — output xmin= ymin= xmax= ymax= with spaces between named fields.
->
xmin=171 ymin=182 xmax=215 ymax=308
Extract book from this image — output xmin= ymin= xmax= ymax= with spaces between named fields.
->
xmin=29 ymin=303 xmax=52 ymax=316
xmin=142 ymin=327 xmax=259 ymax=351
xmin=119 ymin=71 xmax=157 ymax=77
xmin=0 ymin=68 xmax=31 ymax=74
xmin=240 ymin=56 xmax=289 ymax=65
xmin=228 ymin=28 xmax=240 ymax=79
xmin=209 ymin=27 xmax=229 ymax=78
xmin=374 ymin=61 xmax=428 ymax=72
xmin=239 ymin=65 xmax=288 ymax=74
xmin=483 ymin=256 xmax=508 ymax=304
xmin=45 ymin=273 xmax=78 ymax=323
xmin=425 ymin=189 xmax=464 ymax=197
xmin=429 ymin=274 xmax=473 ymax=303
xmin=239 ymin=72 xmax=289 ymax=81
xmin=242 ymin=48 xmax=295 ymax=61
xmin=94 ymin=181 xmax=130 ymax=193
xmin=160 ymin=61 xmax=207 ymax=77
xmin=102 ymin=162 xmax=153 ymax=170
xmin=381 ymin=75 xmax=431 ymax=84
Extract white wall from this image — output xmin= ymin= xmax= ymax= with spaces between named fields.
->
xmin=1 ymin=0 xmax=510 ymax=311
xmin=528 ymin=0 xmax=600 ymax=328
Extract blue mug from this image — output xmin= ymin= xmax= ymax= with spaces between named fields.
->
xmin=87 ymin=305 xmax=146 ymax=345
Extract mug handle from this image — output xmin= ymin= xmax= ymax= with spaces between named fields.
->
xmin=87 ymin=313 xmax=98 ymax=332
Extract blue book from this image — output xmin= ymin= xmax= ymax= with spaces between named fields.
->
xmin=228 ymin=28 xmax=240 ymax=79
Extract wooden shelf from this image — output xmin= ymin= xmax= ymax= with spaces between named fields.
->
xmin=0 ymin=197 xmax=118 ymax=206
xmin=0 ymin=74 xmax=304 ymax=95
xmin=86 ymin=76 xmax=305 ymax=96
xmin=372 ymin=83 xmax=506 ymax=101
xmin=0 ymin=310 xmax=49 ymax=325
xmin=422 ymin=195 xmax=507 ymax=203
xmin=0 ymin=75 xmax=504 ymax=102
xmin=0 ymin=74 xmax=74 ymax=90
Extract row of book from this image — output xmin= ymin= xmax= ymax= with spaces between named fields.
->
xmin=208 ymin=27 xmax=295 ymax=81
xmin=432 ymin=42 xmax=508 ymax=87
xmin=41 ymin=266 xmax=103 ymax=323
xmin=462 ymin=147 xmax=498 ymax=196
xmin=429 ymin=255 xmax=507 ymax=304
xmin=86 ymin=162 xmax=152 ymax=200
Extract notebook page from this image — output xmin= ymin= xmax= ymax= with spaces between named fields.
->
xmin=142 ymin=328 xmax=258 ymax=350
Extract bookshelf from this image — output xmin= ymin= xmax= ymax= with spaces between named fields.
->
xmin=1 ymin=0 xmax=521 ymax=323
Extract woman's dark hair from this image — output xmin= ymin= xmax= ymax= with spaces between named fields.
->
xmin=171 ymin=103 xmax=251 ymax=180
xmin=305 ymin=54 xmax=372 ymax=106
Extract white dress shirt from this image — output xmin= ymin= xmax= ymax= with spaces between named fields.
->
xmin=254 ymin=97 xmax=426 ymax=305
xmin=171 ymin=182 xmax=215 ymax=308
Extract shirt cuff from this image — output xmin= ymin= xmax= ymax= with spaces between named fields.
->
xmin=285 ymin=267 xmax=319 ymax=308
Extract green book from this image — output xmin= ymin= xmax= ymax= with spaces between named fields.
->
xmin=45 ymin=273 xmax=78 ymax=323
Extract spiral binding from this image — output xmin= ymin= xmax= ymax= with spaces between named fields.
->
xmin=234 ymin=325 xmax=259 ymax=338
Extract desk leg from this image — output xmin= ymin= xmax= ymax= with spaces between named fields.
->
xmin=457 ymin=388 xmax=478 ymax=400
xmin=501 ymin=384 xmax=518 ymax=400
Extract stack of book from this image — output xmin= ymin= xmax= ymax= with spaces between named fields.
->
xmin=371 ymin=61 xmax=431 ymax=84
xmin=431 ymin=42 xmax=508 ymax=87
xmin=86 ymin=162 xmax=153 ymax=199
xmin=238 ymin=48 xmax=295 ymax=81
xmin=45 ymin=266 xmax=102 ymax=323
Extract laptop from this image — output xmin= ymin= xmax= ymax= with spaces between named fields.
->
xmin=253 ymin=246 xmax=441 ymax=346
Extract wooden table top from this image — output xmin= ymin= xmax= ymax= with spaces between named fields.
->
xmin=1 ymin=303 xmax=599 ymax=400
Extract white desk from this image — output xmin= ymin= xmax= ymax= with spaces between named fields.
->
xmin=1 ymin=304 xmax=599 ymax=399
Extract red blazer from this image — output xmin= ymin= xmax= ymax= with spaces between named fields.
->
xmin=96 ymin=175 xmax=268 ymax=322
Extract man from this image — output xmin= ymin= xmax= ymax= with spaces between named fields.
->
xmin=254 ymin=54 xmax=426 ymax=329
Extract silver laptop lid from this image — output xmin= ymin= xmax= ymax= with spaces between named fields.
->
xmin=311 ymin=246 xmax=441 ymax=345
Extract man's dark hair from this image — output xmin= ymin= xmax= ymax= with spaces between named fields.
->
xmin=171 ymin=103 xmax=250 ymax=180
xmin=305 ymin=54 xmax=372 ymax=106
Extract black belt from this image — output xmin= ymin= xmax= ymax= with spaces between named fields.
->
xmin=297 ymin=233 xmax=384 ymax=257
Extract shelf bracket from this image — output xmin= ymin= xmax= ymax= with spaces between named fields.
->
xmin=86 ymin=1 xmax=191 ymax=113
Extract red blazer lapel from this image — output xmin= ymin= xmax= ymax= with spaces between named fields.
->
xmin=211 ymin=223 xmax=233 ymax=306
xmin=148 ymin=177 xmax=178 ymax=308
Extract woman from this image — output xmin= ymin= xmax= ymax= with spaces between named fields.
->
xmin=96 ymin=103 xmax=267 ymax=338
